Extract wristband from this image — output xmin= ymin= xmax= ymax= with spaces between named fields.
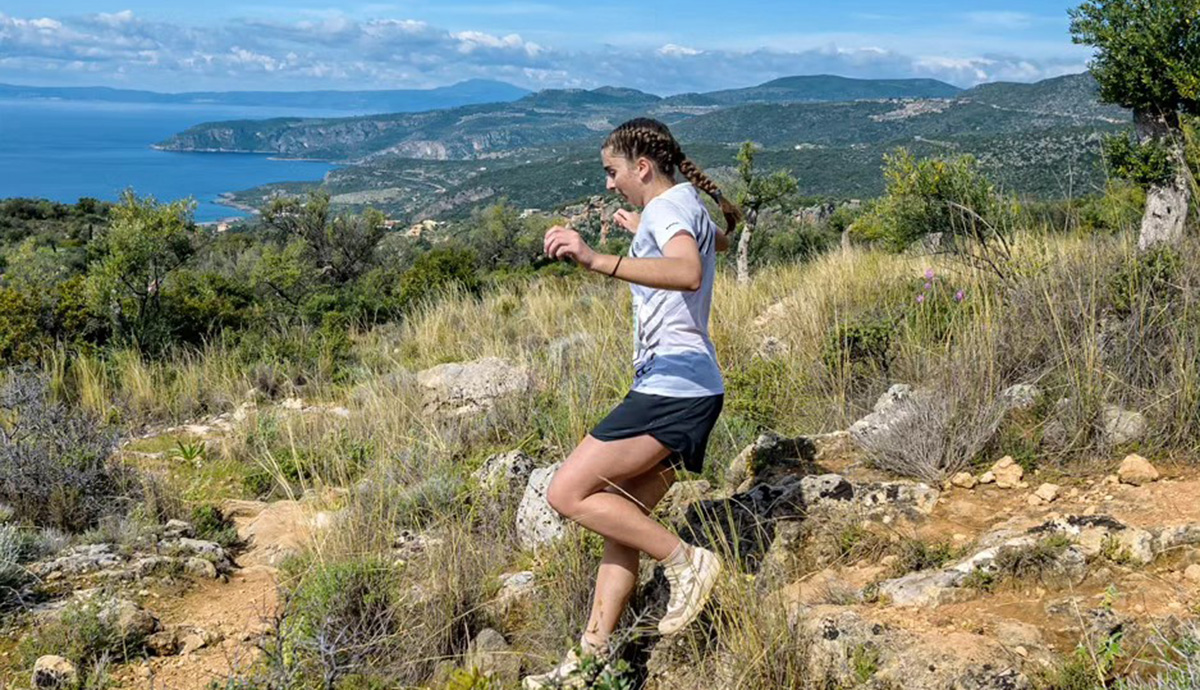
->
xmin=610 ymin=255 xmax=623 ymax=277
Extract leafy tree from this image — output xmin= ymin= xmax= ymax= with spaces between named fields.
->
xmin=734 ymin=142 xmax=798 ymax=283
xmin=1070 ymin=0 xmax=1200 ymax=249
xmin=261 ymin=190 xmax=387 ymax=284
xmin=85 ymin=191 xmax=197 ymax=351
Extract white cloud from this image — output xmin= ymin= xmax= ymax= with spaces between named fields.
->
xmin=0 ymin=10 xmax=1087 ymax=93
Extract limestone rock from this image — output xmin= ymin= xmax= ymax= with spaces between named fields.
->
xmin=726 ymin=431 xmax=817 ymax=488
xmin=163 ymin=519 xmax=193 ymax=539
xmin=1185 ymin=564 xmax=1200 ymax=584
xmin=1118 ymin=454 xmax=1159 ymax=486
xmin=990 ymin=457 xmax=1024 ymax=489
xmin=98 ymin=598 xmax=159 ymax=642
xmin=1034 ymin=483 xmax=1060 ymax=503
xmin=464 ymin=628 xmax=520 ymax=685
xmin=1000 ymin=384 xmax=1042 ymax=410
xmin=951 ymin=472 xmax=977 ymax=489
xmin=1102 ymin=405 xmax=1147 ymax=446
xmin=32 ymin=656 xmax=77 ymax=689
xmin=979 ymin=471 xmax=996 ymax=485
xmin=473 ymin=450 xmax=535 ymax=495
xmin=417 ymin=357 xmax=532 ymax=416
xmin=516 ymin=463 xmax=567 ymax=550
xmin=183 ymin=557 xmax=218 ymax=579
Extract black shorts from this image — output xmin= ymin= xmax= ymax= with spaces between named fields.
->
xmin=590 ymin=390 xmax=724 ymax=474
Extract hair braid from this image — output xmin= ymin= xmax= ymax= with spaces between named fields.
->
xmin=604 ymin=117 xmax=742 ymax=234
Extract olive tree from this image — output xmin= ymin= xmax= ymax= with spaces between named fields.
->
xmin=1070 ymin=0 xmax=1200 ymax=249
xmin=734 ymin=142 xmax=798 ymax=284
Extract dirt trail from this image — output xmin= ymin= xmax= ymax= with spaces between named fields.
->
xmin=109 ymin=499 xmax=326 ymax=690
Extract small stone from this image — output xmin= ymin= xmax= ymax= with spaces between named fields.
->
xmin=990 ymin=456 xmax=1024 ymax=489
xmin=1133 ymin=604 xmax=1146 ymax=614
xmin=1035 ymin=483 xmax=1061 ymax=503
xmin=1105 ymin=474 xmax=1121 ymax=486
xmin=1118 ymin=454 xmax=1159 ymax=486
xmin=180 ymin=633 xmax=207 ymax=655
xmin=1014 ymin=646 xmax=1029 ymax=658
xmin=1027 ymin=494 xmax=1044 ymax=507
xmin=33 ymin=656 xmax=77 ymax=689
xmin=1185 ymin=564 xmax=1200 ymax=584
xmin=980 ymin=471 xmax=996 ymax=485
xmin=951 ymin=472 xmax=977 ymax=489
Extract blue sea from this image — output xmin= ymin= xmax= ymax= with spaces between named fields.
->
xmin=0 ymin=99 xmax=358 ymax=222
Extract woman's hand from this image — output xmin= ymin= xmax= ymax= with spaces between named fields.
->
xmin=612 ymin=209 xmax=640 ymax=234
xmin=544 ymin=225 xmax=596 ymax=268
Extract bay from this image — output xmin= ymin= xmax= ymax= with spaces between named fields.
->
xmin=0 ymin=99 xmax=358 ymax=222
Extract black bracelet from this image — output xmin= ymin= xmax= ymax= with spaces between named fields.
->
xmin=610 ymin=255 xmax=623 ymax=277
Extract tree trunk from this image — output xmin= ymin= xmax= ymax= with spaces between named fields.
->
xmin=1135 ymin=109 xmax=1192 ymax=251
xmin=736 ymin=209 xmax=757 ymax=285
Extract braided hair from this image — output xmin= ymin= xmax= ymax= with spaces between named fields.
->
xmin=603 ymin=118 xmax=743 ymax=235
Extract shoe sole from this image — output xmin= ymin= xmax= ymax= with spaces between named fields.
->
xmin=658 ymin=550 xmax=721 ymax=635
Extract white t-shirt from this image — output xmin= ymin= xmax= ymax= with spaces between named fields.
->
xmin=628 ymin=182 xmax=724 ymax=397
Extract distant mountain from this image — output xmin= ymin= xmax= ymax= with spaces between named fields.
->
xmin=681 ymin=75 xmax=961 ymax=105
xmin=956 ymin=72 xmax=1128 ymax=122
xmin=166 ymin=70 xmax=1130 ymax=216
xmin=0 ymin=79 xmax=530 ymax=113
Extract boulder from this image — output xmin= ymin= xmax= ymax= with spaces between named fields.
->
xmin=1118 ymin=454 xmax=1159 ymax=486
xmin=473 ymin=450 xmax=535 ymax=495
xmin=183 ymin=557 xmax=219 ymax=579
xmin=162 ymin=519 xmax=193 ymax=539
xmin=725 ymin=431 xmax=817 ymax=488
xmin=1102 ymin=405 xmax=1147 ymax=446
xmin=98 ymin=598 xmax=159 ymax=642
xmin=32 ymin=656 xmax=77 ymax=689
xmin=516 ymin=463 xmax=567 ymax=550
xmin=416 ymin=357 xmax=532 ymax=416
xmin=464 ymin=628 xmax=520 ymax=685
xmin=1000 ymin=384 xmax=1042 ymax=411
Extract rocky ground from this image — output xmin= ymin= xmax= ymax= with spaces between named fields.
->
xmin=10 ymin=359 xmax=1200 ymax=689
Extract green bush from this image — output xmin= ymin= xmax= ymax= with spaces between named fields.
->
xmin=1103 ymin=133 xmax=1176 ymax=188
xmin=190 ymin=504 xmax=240 ymax=549
xmin=278 ymin=556 xmax=400 ymax=687
xmin=18 ymin=595 xmax=150 ymax=670
xmin=822 ymin=315 xmax=894 ymax=381
xmin=854 ymin=148 xmax=1013 ymax=252
xmin=398 ymin=246 xmax=481 ymax=310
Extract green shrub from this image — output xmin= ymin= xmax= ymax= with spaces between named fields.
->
xmin=822 ymin=315 xmax=894 ymax=380
xmin=724 ymin=356 xmax=790 ymax=430
xmin=854 ymin=148 xmax=1013 ymax=252
xmin=18 ymin=595 xmax=150 ymax=669
xmin=398 ymin=246 xmax=481 ymax=311
xmin=278 ymin=556 xmax=400 ymax=688
xmin=888 ymin=539 xmax=960 ymax=576
xmin=1103 ymin=133 xmax=1176 ymax=188
xmin=190 ymin=504 xmax=240 ymax=549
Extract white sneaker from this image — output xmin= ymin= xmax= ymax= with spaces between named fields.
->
xmin=521 ymin=643 xmax=609 ymax=690
xmin=658 ymin=544 xmax=721 ymax=635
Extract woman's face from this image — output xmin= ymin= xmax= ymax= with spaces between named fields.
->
xmin=601 ymin=147 xmax=645 ymax=206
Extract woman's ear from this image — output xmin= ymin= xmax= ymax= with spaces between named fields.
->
xmin=635 ymin=156 xmax=654 ymax=183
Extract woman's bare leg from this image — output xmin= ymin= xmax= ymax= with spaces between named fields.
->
xmin=546 ymin=434 xmax=680 ymax=560
xmin=583 ymin=462 xmax=676 ymax=648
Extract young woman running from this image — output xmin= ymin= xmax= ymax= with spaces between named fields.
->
xmin=524 ymin=117 xmax=742 ymax=689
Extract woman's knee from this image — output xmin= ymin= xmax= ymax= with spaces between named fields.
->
xmin=545 ymin=474 xmax=579 ymax=518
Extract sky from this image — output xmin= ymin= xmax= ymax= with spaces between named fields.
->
xmin=0 ymin=1 xmax=1097 ymax=95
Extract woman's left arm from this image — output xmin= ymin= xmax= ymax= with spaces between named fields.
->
xmin=544 ymin=225 xmax=702 ymax=291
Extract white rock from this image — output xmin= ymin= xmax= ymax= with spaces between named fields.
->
xmin=979 ymin=471 xmax=996 ymax=485
xmin=516 ymin=463 xmax=567 ymax=550
xmin=33 ymin=656 xmax=77 ymax=689
xmin=1102 ymin=405 xmax=1147 ymax=446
